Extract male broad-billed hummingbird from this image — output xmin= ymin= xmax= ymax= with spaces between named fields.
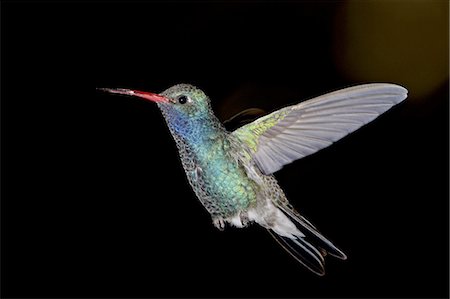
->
xmin=100 ymin=83 xmax=407 ymax=275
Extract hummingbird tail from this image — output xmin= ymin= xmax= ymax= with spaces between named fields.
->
xmin=264 ymin=204 xmax=346 ymax=275
xmin=277 ymin=204 xmax=347 ymax=260
xmin=268 ymin=229 xmax=326 ymax=276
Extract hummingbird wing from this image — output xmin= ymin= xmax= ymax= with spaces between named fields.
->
xmin=231 ymin=83 xmax=407 ymax=175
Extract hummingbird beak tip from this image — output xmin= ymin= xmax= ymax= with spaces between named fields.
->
xmin=97 ymin=87 xmax=135 ymax=96
xmin=97 ymin=87 xmax=169 ymax=103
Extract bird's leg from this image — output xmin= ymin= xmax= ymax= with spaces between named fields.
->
xmin=213 ymin=217 xmax=225 ymax=231
xmin=240 ymin=211 xmax=250 ymax=226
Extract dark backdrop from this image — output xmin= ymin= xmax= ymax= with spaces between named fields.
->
xmin=2 ymin=1 xmax=448 ymax=298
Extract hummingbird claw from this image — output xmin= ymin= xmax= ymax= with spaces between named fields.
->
xmin=240 ymin=212 xmax=249 ymax=226
xmin=213 ymin=217 xmax=225 ymax=231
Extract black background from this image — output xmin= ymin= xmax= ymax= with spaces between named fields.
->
xmin=2 ymin=1 xmax=449 ymax=298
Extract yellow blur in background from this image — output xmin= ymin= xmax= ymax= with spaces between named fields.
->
xmin=333 ymin=0 xmax=448 ymax=100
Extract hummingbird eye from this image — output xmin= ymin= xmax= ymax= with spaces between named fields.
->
xmin=177 ymin=95 xmax=189 ymax=104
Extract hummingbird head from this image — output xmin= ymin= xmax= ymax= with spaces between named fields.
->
xmin=99 ymin=84 xmax=221 ymax=140
xmin=158 ymin=84 xmax=212 ymax=120
xmin=99 ymin=84 xmax=211 ymax=118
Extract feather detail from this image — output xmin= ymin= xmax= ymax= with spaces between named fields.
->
xmin=276 ymin=203 xmax=347 ymax=260
xmin=268 ymin=230 xmax=326 ymax=276
xmin=232 ymin=83 xmax=408 ymax=174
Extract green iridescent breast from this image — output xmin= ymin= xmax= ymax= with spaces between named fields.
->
xmin=191 ymin=136 xmax=258 ymax=216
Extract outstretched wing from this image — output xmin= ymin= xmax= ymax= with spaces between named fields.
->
xmin=231 ymin=83 xmax=408 ymax=175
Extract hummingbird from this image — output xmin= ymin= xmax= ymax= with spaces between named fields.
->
xmin=100 ymin=83 xmax=407 ymax=275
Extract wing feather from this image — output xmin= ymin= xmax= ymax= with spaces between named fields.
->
xmin=232 ymin=83 xmax=407 ymax=174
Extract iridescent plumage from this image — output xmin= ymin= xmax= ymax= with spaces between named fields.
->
xmin=101 ymin=83 xmax=408 ymax=275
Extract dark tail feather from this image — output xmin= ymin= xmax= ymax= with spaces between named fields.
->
xmin=277 ymin=204 xmax=347 ymax=260
xmin=268 ymin=230 xmax=326 ymax=276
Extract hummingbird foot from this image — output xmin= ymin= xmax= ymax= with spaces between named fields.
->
xmin=240 ymin=212 xmax=250 ymax=226
xmin=224 ymin=211 xmax=252 ymax=228
xmin=213 ymin=217 xmax=225 ymax=231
